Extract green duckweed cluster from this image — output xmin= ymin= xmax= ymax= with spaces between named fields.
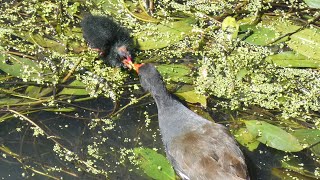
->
xmin=195 ymin=30 xmax=320 ymax=120
xmin=0 ymin=0 xmax=127 ymax=100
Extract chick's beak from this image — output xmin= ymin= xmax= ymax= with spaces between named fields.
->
xmin=122 ymin=58 xmax=133 ymax=69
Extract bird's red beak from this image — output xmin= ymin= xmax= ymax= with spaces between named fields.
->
xmin=133 ymin=63 xmax=144 ymax=73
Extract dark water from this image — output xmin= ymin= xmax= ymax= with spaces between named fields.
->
xmin=0 ymin=95 xmax=317 ymax=179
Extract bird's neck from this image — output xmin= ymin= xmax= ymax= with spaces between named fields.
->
xmin=150 ymin=84 xmax=174 ymax=109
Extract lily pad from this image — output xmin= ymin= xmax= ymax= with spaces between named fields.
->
xmin=245 ymin=120 xmax=303 ymax=152
xmin=134 ymin=147 xmax=175 ymax=180
xmin=265 ymin=51 xmax=320 ymax=68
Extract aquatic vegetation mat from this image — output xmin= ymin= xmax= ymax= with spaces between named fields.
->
xmin=0 ymin=0 xmax=319 ymax=179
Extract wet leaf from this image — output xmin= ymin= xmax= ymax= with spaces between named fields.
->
xmin=265 ymin=51 xmax=320 ymax=68
xmin=272 ymin=168 xmax=315 ymax=180
xmin=292 ymin=129 xmax=320 ymax=157
xmin=94 ymin=0 xmax=123 ymax=15
xmin=157 ymin=64 xmax=192 ymax=84
xmin=174 ymin=85 xmax=206 ymax=107
xmin=304 ymin=0 xmax=320 ymax=8
xmin=222 ymin=16 xmax=239 ymax=40
xmin=18 ymin=32 xmax=66 ymax=54
xmin=242 ymin=26 xmax=277 ymax=45
xmin=0 ymin=54 xmax=54 ymax=82
xmin=0 ymin=54 xmax=40 ymax=78
xmin=281 ymin=156 xmax=319 ymax=178
xmin=136 ymin=18 xmax=196 ymax=50
xmin=189 ymin=105 xmax=213 ymax=121
xmin=25 ymin=86 xmax=42 ymax=98
xmin=245 ymin=120 xmax=304 ymax=152
xmin=0 ymin=98 xmax=21 ymax=105
xmin=58 ymin=80 xmax=88 ymax=96
xmin=236 ymin=68 xmax=249 ymax=81
xmin=271 ymin=20 xmax=320 ymax=60
xmin=123 ymin=1 xmax=160 ymax=23
xmin=134 ymin=147 xmax=175 ymax=180
xmin=233 ymin=128 xmax=260 ymax=151
xmin=287 ymin=28 xmax=320 ymax=60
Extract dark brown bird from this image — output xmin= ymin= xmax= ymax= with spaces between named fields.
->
xmin=81 ymin=15 xmax=134 ymax=67
xmin=132 ymin=63 xmax=249 ymax=180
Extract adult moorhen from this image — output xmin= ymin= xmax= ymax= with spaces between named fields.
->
xmin=81 ymin=15 xmax=134 ymax=67
xmin=132 ymin=63 xmax=249 ymax=180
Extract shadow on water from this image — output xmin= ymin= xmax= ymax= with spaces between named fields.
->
xmin=0 ymin=95 xmax=318 ymax=179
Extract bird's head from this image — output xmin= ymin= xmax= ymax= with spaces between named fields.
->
xmin=117 ymin=45 xmax=132 ymax=64
xmin=129 ymin=63 xmax=165 ymax=93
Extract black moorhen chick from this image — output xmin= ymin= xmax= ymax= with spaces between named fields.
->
xmin=81 ymin=15 xmax=134 ymax=67
xmin=132 ymin=63 xmax=249 ymax=180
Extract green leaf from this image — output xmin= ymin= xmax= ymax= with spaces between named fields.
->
xmin=304 ymin=0 xmax=320 ymax=8
xmin=233 ymin=128 xmax=260 ymax=151
xmin=157 ymin=64 xmax=192 ymax=84
xmin=0 ymin=54 xmax=53 ymax=82
xmin=287 ymin=28 xmax=320 ymax=60
xmin=134 ymin=147 xmax=175 ymax=180
xmin=243 ymin=26 xmax=277 ymax=45
xmin=265 ymin=51 xmax=320 ymax=68
xmin=174 ymin=85 xmax=206 ymax=107
xmin=0 ymin=54 xmax=40 ymax=78
xmin=136 ymin=18 xmax=195 ymax=50
xmin=17 ymin=32 xmax=66 ymax=54
xmin=236 ymin=68 xmax=249 ymax=81
xmin=222 ymin=16 xmax=239 ymax=40
xmin=94 ymin=0 xmax=123 ymax=15
xmin=44 ymin=107 xmax=76 ymax=112
xmin=58 ymin=80 xmax=88 ymax=96
xmin=25 ymin=86 xmax=42 ymax=98
xmin=272 ymin=168 xmax=315 ymax=180
xmin=244 ymin=120 xmax=304 ymax=152
xmin=123 ymin=1 xmax=160 ymax=23
xmin=0 ymin=98 xmax=21 ymax=105
xmin=292 ymin=129 xmax=320 ymax=157
xmin=281 ymin=156 xmax=319 ymax=178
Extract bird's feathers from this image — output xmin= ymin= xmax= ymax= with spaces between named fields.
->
xmin=138 ymin=63 xmax=249 ymax=180
xmin=81 ymin=15 xmax=134 ymax=67
xmin=168 ymin=123 xmax=247 ymax=180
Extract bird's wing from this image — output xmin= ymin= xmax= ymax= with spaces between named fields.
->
xmin=167 ymin=123 xmax=248 ymax=180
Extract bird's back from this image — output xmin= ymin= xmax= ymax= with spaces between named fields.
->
xmin=81 ymin=15 xmax=118 ymax=49
xmin=157 ymin=102 xmax=248 ymax=180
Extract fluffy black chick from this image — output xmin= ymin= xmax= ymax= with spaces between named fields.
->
xmin=81 ymin=15 xmax=134 ymax=67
